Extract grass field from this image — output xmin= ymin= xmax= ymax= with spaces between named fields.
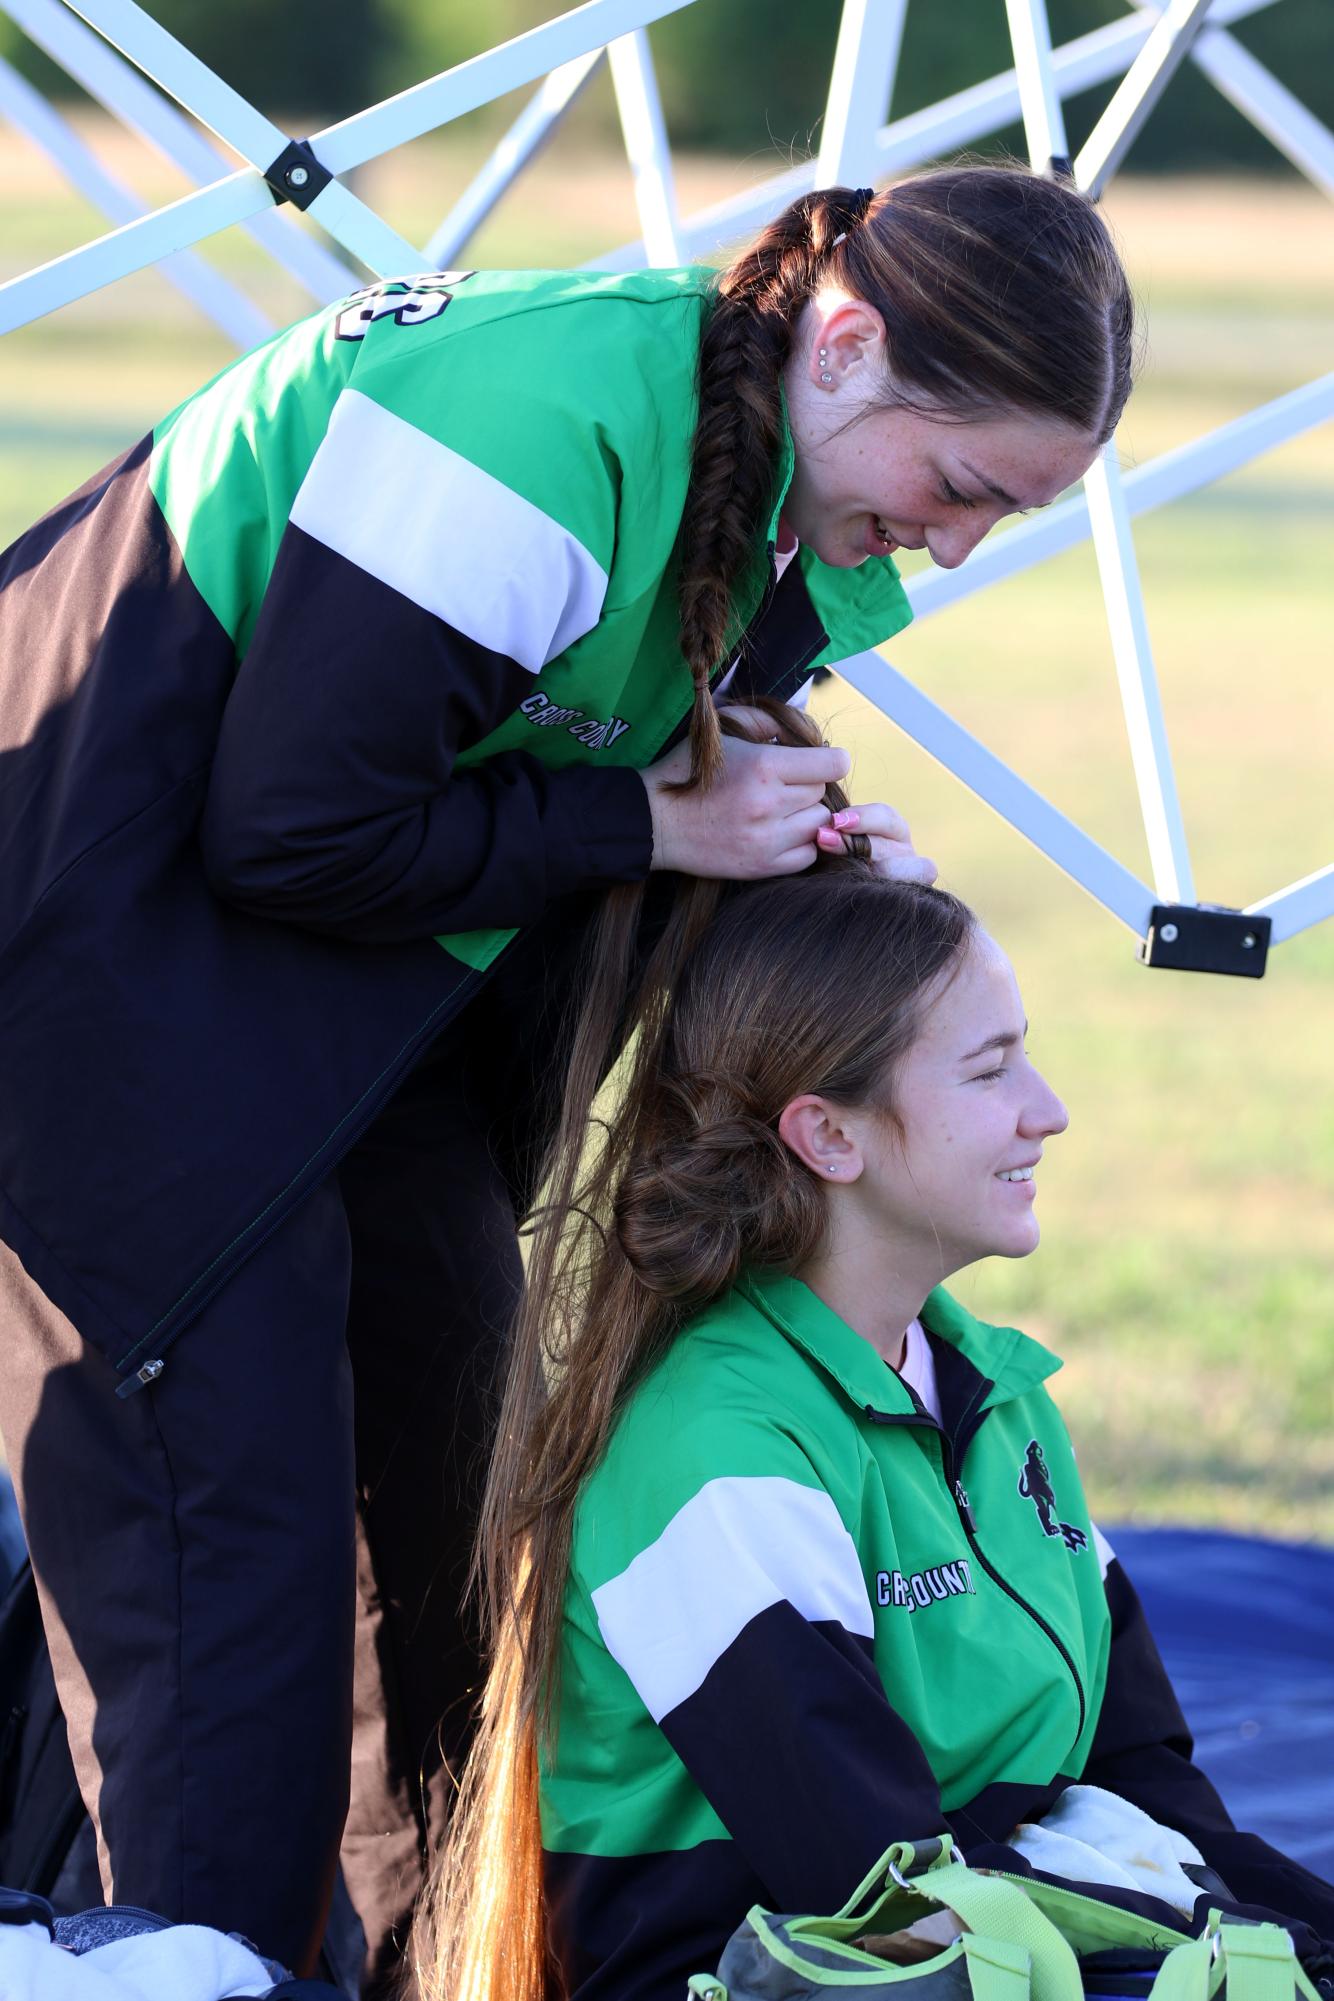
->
xmin=2 ymin=128 xmax=1331 ymax=1538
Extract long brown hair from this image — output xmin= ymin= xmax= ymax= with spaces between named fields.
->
xmin=411 ymin=706 xmax=976 ymax=2001
xmin=675 ymin=161 xmax=1135 ymax=787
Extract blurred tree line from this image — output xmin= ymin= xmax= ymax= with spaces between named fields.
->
xmin=3 ymin=0 xmax=1330 ymax=172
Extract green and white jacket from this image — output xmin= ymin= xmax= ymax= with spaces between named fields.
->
xmin=0 ymin=268 xmax=911 ymax=1384
xmin=540 ymin=1272 xmax=1321 ymax=2000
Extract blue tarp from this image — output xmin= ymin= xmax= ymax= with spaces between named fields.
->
xmin=1111 ymin=1526 xmax=1334 ymax=1881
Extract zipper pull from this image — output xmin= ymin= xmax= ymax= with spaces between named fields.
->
xmin=115 ymin=1359 xmax=165 ymax=1400
xmin=954 ymin=1479 xmax=976 ymax=1531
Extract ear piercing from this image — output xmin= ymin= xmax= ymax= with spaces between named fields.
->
xmin=818 ymin=345 xmax=833 ymax=386
xmin=827 ymin=1163 xmax=838 ymax=1174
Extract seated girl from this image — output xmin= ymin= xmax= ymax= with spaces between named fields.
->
xmin=415 ymin=720 xmax=1334 ymax=2001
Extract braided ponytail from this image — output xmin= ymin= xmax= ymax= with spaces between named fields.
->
xmin=675 ymin=186 xmax=882 ymax=790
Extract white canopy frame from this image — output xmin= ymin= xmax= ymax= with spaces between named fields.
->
xmin=0 ymin=0 xmax=696 ymax=328
xmin=1 ymin=0 xmax=1329 ymax=970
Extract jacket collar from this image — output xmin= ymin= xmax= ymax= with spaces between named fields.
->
xmin=734 ymin=1267 xmax=1062 ymax=1419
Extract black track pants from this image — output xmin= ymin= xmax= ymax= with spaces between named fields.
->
xmin=0 ymin=949 xmax=568 ymax=1989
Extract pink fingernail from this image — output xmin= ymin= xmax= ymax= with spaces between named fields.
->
xmin=816 ymin=827 xmax=839 ymax=848
xmin=832 ymin=809 xmax=859 ymax=830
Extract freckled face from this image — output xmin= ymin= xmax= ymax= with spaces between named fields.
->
xmin=784 ymin=402 xmax=1098 ymax=571
xmin=781 ymin=297 xmax=1100 ymax=571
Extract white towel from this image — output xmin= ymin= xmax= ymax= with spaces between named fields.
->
xmin=1010 ymin=1784 xmax=1205 ymax=1915
xmin=0 ymin=1920 xmax=274 ymax=2000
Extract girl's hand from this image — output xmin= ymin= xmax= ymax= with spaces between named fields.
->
xmin=816 ymin=804 xmax=938 ymax=884
xmin=642 ymin=730 xmax=852 ymax=879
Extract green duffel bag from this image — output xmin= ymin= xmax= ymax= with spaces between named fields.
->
xmin=687 ymin=1834 xmax=1323 ymax=2001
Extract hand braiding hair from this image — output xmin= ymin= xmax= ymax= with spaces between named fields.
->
xmin=716 ymin=696 xmax=871 ymax=862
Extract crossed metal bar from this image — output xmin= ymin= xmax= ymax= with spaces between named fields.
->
xmin=0 ymin=0 xmax=695 ymax=330
xmin=0 ymin=0 xmax=1329 ymax=960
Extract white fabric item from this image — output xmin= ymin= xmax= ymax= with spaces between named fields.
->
xmin=290 ymin=388 xmax=609 ymax=672
xmin=1010 ymin=1783 xmax=1205 ymax=1915
xmin=592 ymin=1474 xmax=875 ymax=1722
xmin=1092 ymin=1522 xmax=1117 ymax=1579
xmin=896 ymin=1317 xmax=941 ymax=1422
xmin=0 ymin=1921 xmax=273 ymax=2000
xmin=771 ymin=527 xmax=801 ymax=583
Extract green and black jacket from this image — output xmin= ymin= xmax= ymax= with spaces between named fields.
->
xmin=541 ymin=1272 xmax=1334 ymax=1999
xmin=0 ymin=268 xmax=911 ymax=1389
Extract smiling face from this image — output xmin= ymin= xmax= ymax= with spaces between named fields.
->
xmin=782 ymin=293 xmax=1100 ymax=571
xmin=852 ymin=931 xmax=1070 ymax=1278
xmin=780 ymin=928 xmax=1070 ymax=1328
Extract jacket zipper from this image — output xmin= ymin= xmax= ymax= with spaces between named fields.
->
xmin=987 ymin=1873 xmax=1189 ymax=1949
xmin=715 ymin=544 xmax=829 ymax=701
xmin=862 ymin=1400 xmax=1088 ymax=1742
xmin=114 ymin=979 xmax=481 ymax=1397
xmin=787 ymin=625 xmax=832 ymax=687
xmin=941 ymin=1428 xmax=1087 ymax=1743
xmin=709 ymin=544 xmax=779 ymax=695
xmin=752 ymin=548 xmax=833 ymax=696
xmin=758 ymin=540 xmax=779 ymax=617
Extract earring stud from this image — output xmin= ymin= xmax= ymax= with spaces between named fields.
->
xmin=820 ymin=372 xmax=833 ymax=385
xmin=827 ymin=1164 xmax=838 ymax=1174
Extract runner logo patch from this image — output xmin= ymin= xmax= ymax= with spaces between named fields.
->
xmin=1018 ymin=1439 xmax=1088 ymax=1554
xmin=877 ymin=1558 xmax=976 ymax=1611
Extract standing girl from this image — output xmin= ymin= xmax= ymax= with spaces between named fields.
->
xmin=0 ymin=165 xmax=1130 ymax=1986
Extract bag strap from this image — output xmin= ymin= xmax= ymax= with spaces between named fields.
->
xmin=838 ymin=1837 xmax=957 ymax=1922
xmin=921 ymin=1864 xmax=1084 ymax=2001
xmin=1220 ymin=1922 xmax=1323 ymax=2001
xmin=1148 ymin=1928 xmax=1216 ymax=2001
xmin=961 ymin=1928 xmax=1036 ymax=2001
xmin=802 ymin=1848 xmax=1082 ymax=2001
xmin=1150 ymin=1918 xmax=1315 ymax=2001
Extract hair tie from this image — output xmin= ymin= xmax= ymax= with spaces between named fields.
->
xmin=831 ymin=185 xmax=877 ymax=248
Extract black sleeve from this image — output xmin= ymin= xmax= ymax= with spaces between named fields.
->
xmin=1085 ymin=1556 xmax=1334 ymax=1947
xmin=656 ymin=1595 xmax=957 ymax=1915
xmin=199 ymin=527 xmax=653 ymax=944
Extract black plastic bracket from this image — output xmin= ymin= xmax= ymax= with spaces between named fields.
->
xmin=263 ymin=137 xmax=333 ymax=211
xmin=1138 ymin=904 xmax=1271 ymax=979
